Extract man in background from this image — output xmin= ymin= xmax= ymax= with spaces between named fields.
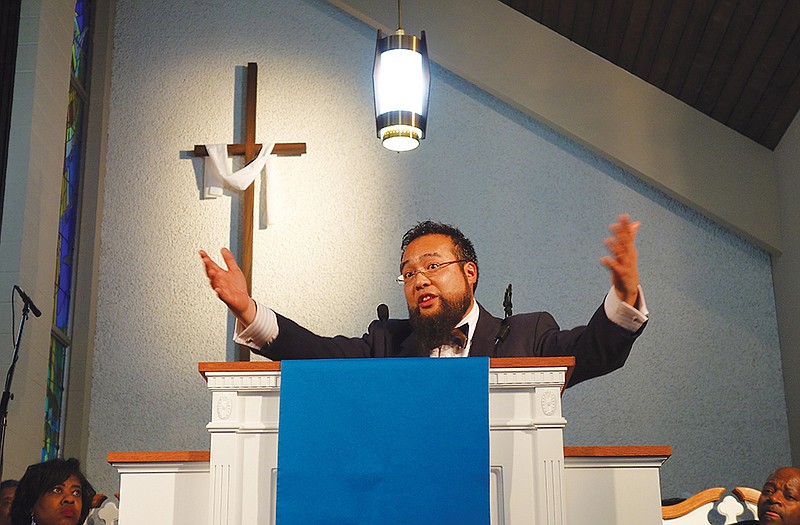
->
xmin=0 ymin=480 xmax=17 ymax=525
xmin=740 ymin=467 xmax=800 ymax=525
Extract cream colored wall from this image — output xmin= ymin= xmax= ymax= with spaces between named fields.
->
xmin=0 ymin=0 xmax=74 ymax=478
xmin=330 ymin=0 xmax=781 ymax=254
xmin=773 ymin=113 xmax=800 ymax=465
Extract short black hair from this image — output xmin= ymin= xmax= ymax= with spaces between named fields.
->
xmin=10 ymin=458 xmax=95 ymax=525
xmin=0 ymin=480 xmax=17 ymax=491
xmin=401 ymin=221 xmax=479 ymax=290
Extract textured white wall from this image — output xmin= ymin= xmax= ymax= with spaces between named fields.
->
xmin=774 ymin=111 xmax=800 ymax=464
xmin=90 ymin=0 xmax=790 ymax=497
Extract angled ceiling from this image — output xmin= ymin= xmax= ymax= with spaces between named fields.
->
xmin=499 ymin=0 xmax=800 ymax=150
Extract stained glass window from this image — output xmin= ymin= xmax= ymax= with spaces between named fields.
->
xmin=43 ymin=0 xmax=90 ymax=461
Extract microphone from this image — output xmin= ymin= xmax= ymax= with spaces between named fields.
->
xmin=377 ymin=304 xmax=389 ymax=323
xmin=13 ymin=286 xmax=41 ymax=318
xmin=377 ymin=304 xmax=389 ymax=358
xmin=503 ymin=284 xmax=513 ymax=318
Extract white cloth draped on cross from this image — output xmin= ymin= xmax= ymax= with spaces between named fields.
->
xmin=203 ymin=143 xmax=281 ymax=225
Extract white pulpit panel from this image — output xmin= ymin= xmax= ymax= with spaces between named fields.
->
xmin=564 ymin=447 xmax=671 ymax=525
xmin=200 ymin=358 xmax=572 ymax=525
xmin=110 ymin=358 xmax=671 ymax=525
xmin=110 ymin=452 xmax=210 ymax=525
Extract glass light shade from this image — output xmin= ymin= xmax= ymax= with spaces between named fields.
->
xmin=373 ymin=29 xmax=430 ymax=152
xmin=375 ymin=49 xmax=424 ymax=115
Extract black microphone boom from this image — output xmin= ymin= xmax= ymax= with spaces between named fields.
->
xmin=1 ymin=285 xmax=39 ymax=478
xmin=377 ymin=304 xmax=390 ymax=358
xmin=495 ymin=284 xmax=513 ymax=348
xmin=503 ymin=284 xmax=513 ymax=319
xmin=494 ymin=324 xmax=511 ymax=347
xmin=13 ymin=285 xmax=41 ymax=318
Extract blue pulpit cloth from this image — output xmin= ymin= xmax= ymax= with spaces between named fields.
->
xmin=276 ymin=357 xmax=490 ymax=524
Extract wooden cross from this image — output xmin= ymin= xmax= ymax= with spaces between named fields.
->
xmin=193 ymin=62 xmax=306 ymax=361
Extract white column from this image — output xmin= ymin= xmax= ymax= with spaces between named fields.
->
xmin=489 ymin=367 xmax=569 ymax=525
xmin=206 ymin=370 xmax=282 ymax=525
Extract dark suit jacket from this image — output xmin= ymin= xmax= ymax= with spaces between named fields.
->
xmin=255 ymin=301 xmax=645 ymax=387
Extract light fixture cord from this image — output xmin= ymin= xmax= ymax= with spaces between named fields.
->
xmin=397 ymin=0 xmax=403 ymax=31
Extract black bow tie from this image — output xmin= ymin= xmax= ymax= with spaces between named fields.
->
xmin=446 ymin=324 xmax=470 ymax=350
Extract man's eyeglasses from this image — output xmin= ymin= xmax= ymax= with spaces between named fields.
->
xmin=396 ymin=260 xmax=468 ymax=285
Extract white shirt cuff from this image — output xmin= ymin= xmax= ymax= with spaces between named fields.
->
xmin=233 ymin=300 xmax=279 ymax=349
xmin=604 ymin=285 xmax=649 ymax=333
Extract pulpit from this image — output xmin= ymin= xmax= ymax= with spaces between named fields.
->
xmin=110 ymin=358 xmax=670 ymax=524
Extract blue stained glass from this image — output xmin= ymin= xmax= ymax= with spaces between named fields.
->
xmin=43 ymin=0 xmax=90 ymax=461
xmin=42 ymin=338 xmax=66 ymax=461
xmin=72 ymin=0 xmax=87 ymax=82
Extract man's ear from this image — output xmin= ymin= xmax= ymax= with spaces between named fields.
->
xmin=463 ymin=262 xmax=478 ymax=286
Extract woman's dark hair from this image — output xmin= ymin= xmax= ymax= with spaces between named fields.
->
xmin=10 ymin=458 xmax=95 ymax=525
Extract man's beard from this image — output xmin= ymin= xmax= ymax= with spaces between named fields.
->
xmin=408 ymin=287 xmax=472 ymax=356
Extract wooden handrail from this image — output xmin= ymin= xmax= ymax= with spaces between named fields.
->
xmin=91 ymin=494 xmax=108 ymax=509
xmin=565 ymin=445 xmax=672 ymax=458
xmin=661 ymin=487 xmax=726 ymax=519
xmin=108 ymin=451 xmax=210 ymax=463
xmin=733 ymin=486 xmax=761 ymax=505
xmin=111 ymin=445 xmax=669 ymax=464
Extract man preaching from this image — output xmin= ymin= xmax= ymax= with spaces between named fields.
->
xmin=200 ymin=214 xmax=648 ymax=387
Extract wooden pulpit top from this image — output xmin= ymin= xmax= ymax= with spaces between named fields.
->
xmin=564 ymin=446 xmax=672 ymax=458
xmin=197 ymin=356 xmax=576 ymax=382
xmin=108 ymin=445 xmax=672 ymax=465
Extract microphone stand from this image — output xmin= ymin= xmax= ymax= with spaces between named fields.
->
xmin=0 ymin=300 xmax=33 ymax=480
xmin=494 ymin=284 xmax=513 ymax=348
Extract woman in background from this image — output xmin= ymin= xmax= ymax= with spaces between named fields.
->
xmin=9 ymin=458 xmax=95 ymax=525
xmin=0 ymin=480 xmax=18 ymax=525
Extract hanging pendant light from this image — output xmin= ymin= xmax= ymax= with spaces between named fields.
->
xmin=373 ymin=0 xmax=430 ymax=152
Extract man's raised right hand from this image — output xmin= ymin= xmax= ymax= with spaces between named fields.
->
xmin=199 ymin=248 xmax=257 ymax=326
